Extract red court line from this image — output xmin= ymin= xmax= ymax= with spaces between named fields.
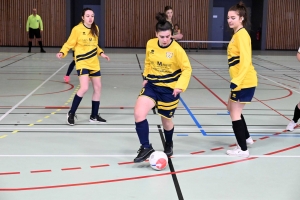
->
xmin=229 ymin=143 xmax=237 ymax=147
xmin=210 ymin=147 xmax=224 ymax=151
xmin=0 ymin=172 xmax=20 ymax=176
xmin=61 ymin=167 xmax=81 ymax=171
xmin=0 ymin=80 xmax=74 ymax=98
xmin=90 ymin=164 xmax=110 ymax=168
xmin=0 ymin=53 xmax=22 ymax=62
xmin=31 ymin=170 xmax=52 ymax=174
xmin=1 ymin=144 xmax=299 ymax=191
xmin=189 ymin=56 xmax=291 ymax=121
xmin=259 ymin=136 xmax=269 ymax=140
xmin=190 ymin=151 xmax=205 ymax=155
xmin=193 ymin=75 xmax=227 ymax=106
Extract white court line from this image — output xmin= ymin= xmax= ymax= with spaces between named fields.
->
xmin=258 ymin=74 xmax=300 ymax=94
xmin=0 ymin=154 xmax=299 ymax=158
xmin=0 ymin=63 xmax=68 ymax=122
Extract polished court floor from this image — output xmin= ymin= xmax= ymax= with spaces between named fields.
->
xmin=0 ymin=47 xmax=299 ymax=200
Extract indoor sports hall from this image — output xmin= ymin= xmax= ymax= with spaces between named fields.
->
xmin=0 ymin=0 xmax=300 ymax=200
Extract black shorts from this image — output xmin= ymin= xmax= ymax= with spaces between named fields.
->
xmin=29 ymin=28 xmax=41 ymax=39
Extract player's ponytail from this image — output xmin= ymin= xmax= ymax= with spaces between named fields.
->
xmin=155 ymin=12 xmax=172 ymax=32
xmin=229 ymin=1 xmax=248 ymax=28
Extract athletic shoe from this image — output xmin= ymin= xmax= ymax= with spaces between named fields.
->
xmin=226 ymin=146 xmax=249 ymax=158
xmin=164 ymin=142 xmax=173 ymax=157
xmin=246 ymin=137 xmax=254 ymax=145
xmin=134 ymin=145 xmax=155 ymax=163
xmin=89 ymin=114 xmax=106 ymax=123
xmin=286 ymin=120 xmax=297 ymax=131
xmin=64 ymin=76 xmax=70 ymax=83
xmin=67 ymin=112 xmax=76 ymax=126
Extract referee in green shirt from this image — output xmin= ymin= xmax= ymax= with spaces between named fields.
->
xmin=26 ymin=8 xmax=46 ymax=53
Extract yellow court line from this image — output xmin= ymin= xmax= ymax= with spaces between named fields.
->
xmin=37 ymin=119 xmax=43 ymax=122
xmin=12 ymin=130 xmax=19 ymax=134
xmin=0 ymin=135 xmax=8 ymax=139
xmin=51 ymin=112 xmax=56 ymax=115
xmin=44 ymin=116 xmax=50 ymax=118
xmin=28 ymin=124 xmax=34 ymax=127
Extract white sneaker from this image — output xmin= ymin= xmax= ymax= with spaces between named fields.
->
xmin=226 ymin=146 xmax=250 ymax=158
xmin=246 ymin=137 xmax=254 ymax=145
xmin=286 ymin=120 xmax=297 ymax=131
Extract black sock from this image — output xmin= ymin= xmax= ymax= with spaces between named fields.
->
xmin=241 ymin=114 xmax=250 ymax=139
xmin=135 ymin=119 xmax=150 ymax=148
xmin=28 ymin=41 xmax=32 ymax=51
xmin=164 ymin=127 xmax=174 ymax=143
xmin=91 ymin=101 xmax=100 ymax=117
xmin=69 ymin=94 xmax=82 ymax=114
xmin=292 ymin=104 xmax=300 ymax=123
xmin=66 ymin=60 xmax=75 ymax=76
xmin=38 ymin=41 xmax=44 ymax=50
xmin=232 ymin=120 xmax=247 ymax=151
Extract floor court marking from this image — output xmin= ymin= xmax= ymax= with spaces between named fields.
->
xmin=0 ymin=63 xmax=67 ymax=122
xmin=0 ymin=144 xmax=299 ymax=191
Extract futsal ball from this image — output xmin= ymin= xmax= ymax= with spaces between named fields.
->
xmin=149 ymin=151 xmax=168 ymax=170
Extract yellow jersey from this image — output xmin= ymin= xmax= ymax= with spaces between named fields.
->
xmin=143 ymin=38 xmax=192 ymax=92
xmin=227 ymin=28 xmax=257 ymax=91
xmin=59 ymin=23 xmax=104 ymax=71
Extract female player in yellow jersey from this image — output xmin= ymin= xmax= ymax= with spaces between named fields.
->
xmin=133 ymin=12 xmax=192 ymax=163
xmin=286 ymin=47 xmax=300 ymax=131
xmin=56 ymin=8 xmax=110 ymax=125
xmin=226 ymin=1 xmax=257 ymax=157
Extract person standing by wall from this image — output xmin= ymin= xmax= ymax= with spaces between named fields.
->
xmin=26 ymin=8 xmax=46 ymax=53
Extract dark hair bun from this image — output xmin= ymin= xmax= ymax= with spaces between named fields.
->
xmin=237 ymin=1 xmax=245 ymax=8
xmin=156 ymin=12 xmax=167 ymax=23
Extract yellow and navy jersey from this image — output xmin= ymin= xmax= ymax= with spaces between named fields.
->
xmin=59 ymin=23 xmax=104 ymax=71
xmin=143 ymin=38 xmax=192 ymax=92
xmin=26 ymin=14 xmax=43 ymax=31
xmin=227 ymin=28 xmax=257 ymax=91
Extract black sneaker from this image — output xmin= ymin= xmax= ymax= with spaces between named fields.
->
xmin=89 ymin=114 xmax=106 ymax=123
xmin=164 ymin=142 xmax=173 ymax=157
xmin=134 ymin=145 xmax=155 ymax=163
xmin=67 ymin=112 xmax=76 ymax=126
xmin=40 ymin=49 xmax=46 ymax=53
xmin=28 ymin=50 xmax=31 ymax=53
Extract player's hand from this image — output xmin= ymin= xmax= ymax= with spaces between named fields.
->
xmin=172 ymin=88 xmax=182 ymax=97
xmin=56 ymin=53 xmax=63 ymax=59
xmin=142 ymin=80 xmax=148 ymax=87
xmin=101 ymin=53 xmax=110 ymax=61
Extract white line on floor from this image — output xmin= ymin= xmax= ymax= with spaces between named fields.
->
xmin=0 ymin=63 xmax=68 ymax=122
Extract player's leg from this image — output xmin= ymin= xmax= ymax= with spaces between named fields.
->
xmin=28 ymin=28 xmax=34 ymax=53
xmin=133 ymin=87 xmax=156 ymax=163
xmin=89 ymin=70 xmax=106 ymax=123
xmin=36 ymin=29 xmax=45 ymax=53
xmin=286 ymin=102 xmax=300 ymax=131
xmin=67 ymin=69 xmax=90 ymax=125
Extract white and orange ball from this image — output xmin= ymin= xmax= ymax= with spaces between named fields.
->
xmin=149 ymin=151 xmax=168 ymax=170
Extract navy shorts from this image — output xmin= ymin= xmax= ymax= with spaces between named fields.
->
xmin=230 ymin=87 xmax=255 ymax=103
xmin=139 ymin=83 xmax=179 ymax=119
xmin=76 ymin=69 xmax=101 ymax=77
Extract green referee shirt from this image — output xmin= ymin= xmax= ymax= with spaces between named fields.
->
xmin=26 ymin=14 xmax=43 ymax=31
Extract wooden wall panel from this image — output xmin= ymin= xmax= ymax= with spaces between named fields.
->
xmin=105 ymin=0 xmax=209 ymax=48
xmin=266 ymin=0 xmax=300 ymax=49
xmin=0 ymin=0 xmax=66 ymax=46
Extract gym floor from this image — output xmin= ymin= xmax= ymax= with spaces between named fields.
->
xmin=0 ymin=47 xmax=299 ymax=200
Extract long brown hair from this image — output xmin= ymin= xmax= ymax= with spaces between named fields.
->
xmin=229 ymin=1 xmax=249 ymax=29
xmin=81 ymin=8 xmax=99 ymax=37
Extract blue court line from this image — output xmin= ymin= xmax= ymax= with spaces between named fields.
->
xmin=217 ymin=113 xmax=230 ymax=115
xmin=179 ymin=97 xmax=207 ymax=136
xmin=177 ymin=134 xmax=189 ymax=136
